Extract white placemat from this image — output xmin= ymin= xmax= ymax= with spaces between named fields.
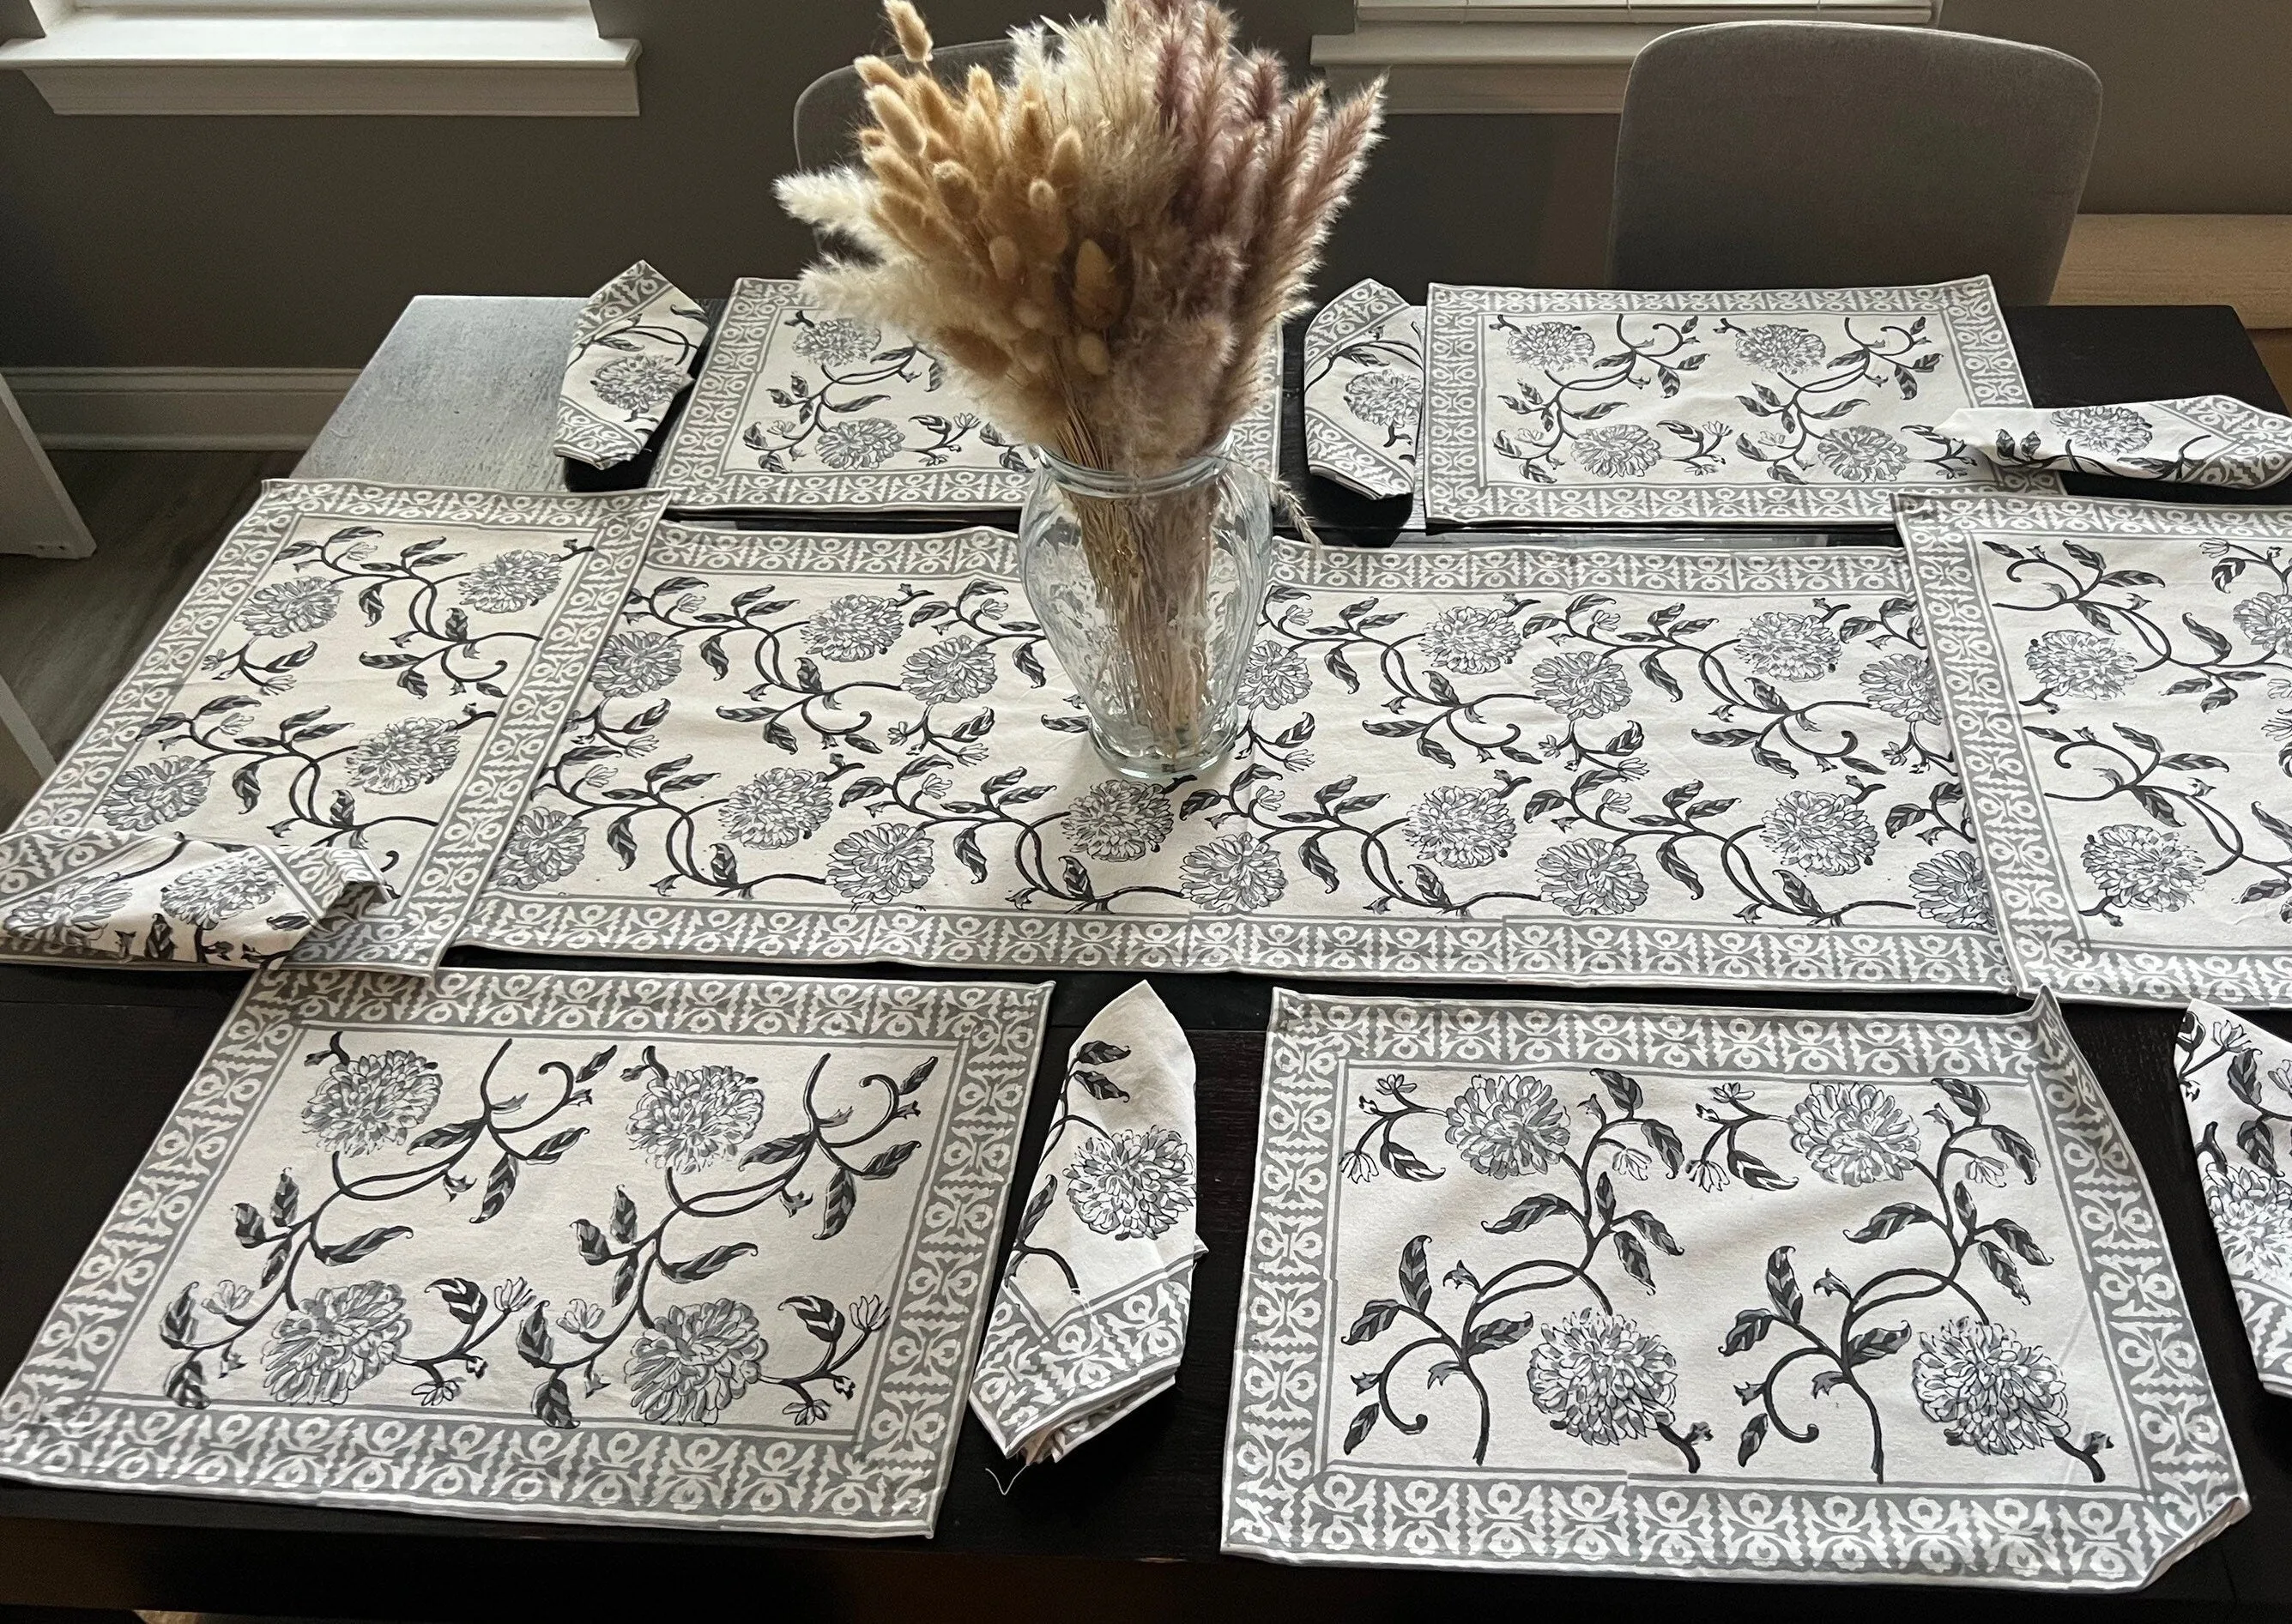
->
xmin=2178 ymin=1000 xmax=2292 ymax=1395
xmin=1221 ymin=987 xmax=2244 ymax=1585
xmin=1303 ymin=278 xmax=1422 ymax=500
xmin=1422 ymin=277 xmax=2056 ymax=527
xmin=1938 ymin=396 xmax=2292 ymax=489
xmin=468 ymin=523 xmax=2008 ymax=992
xmin=1900 ymin=491 xmax=2292 ymax=1005
xmin=653 ymin=277 xmax=1280 ymax=512
xmin=0 ymin=482 xmax=663 ymax=975
xmin=0 ymin=965 xmax=1048 ymax=1536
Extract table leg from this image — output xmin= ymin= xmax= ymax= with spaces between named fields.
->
xmin=0 ymin=372 xmax=96 ymax=559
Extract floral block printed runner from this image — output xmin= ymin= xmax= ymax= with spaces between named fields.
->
xmin=1423 ymin=278 xmax=2054 ymax=527
xmin=0 ymin=483 xmax=663 ymax=975
xmin=468 ymin=524 xmax=2009 ymax=991
xmin=651 ymin=278 xmax=1279 ymax=512
xmin=1220 ymin=988 xmax=2245 ymax=1585
xmin=0 ymin=966 xmax=1049 ymax=1535
xmin=1899 ymin=492 xmax=2292 ymax=1005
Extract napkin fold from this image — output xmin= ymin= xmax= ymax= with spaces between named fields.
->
xmin=0 ymin=828 xmax=386 ymax=966
xmin=1937 ymin=395 xmax=2292 ymax=488
xmin=970 ymin=981 xmax=1203 ymax=1465
xmin=2178 ymin=1000 xmax=2292 ymax=1393
xmin=553 ymin=261 xmax=711 ymax=470
xmin=1303 ymin=277 xmax=1424 ymax=499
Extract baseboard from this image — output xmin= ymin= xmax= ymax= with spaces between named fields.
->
xmin=2055 ymin=214 xmax=2292 ymax=329
xmin=2 ymin=366 xmax=358 ymax=450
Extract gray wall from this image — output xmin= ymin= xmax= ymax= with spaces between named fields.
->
xmin=0 ymin=0 xmax=2282 ymax=369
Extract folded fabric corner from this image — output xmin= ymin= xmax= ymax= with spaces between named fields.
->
xmin=970 ymin=980 xmax=1203 ymax=1465
xmin=1303 ymin=278 xmax=1423 ymax=500
xmin=1938 ymin=395 xmax=2292 ymax=488
xmin=2177 ymin=1000 xmax=2292 ymax=1395
xmin=554 ymin=261 xmax=711 ymax=470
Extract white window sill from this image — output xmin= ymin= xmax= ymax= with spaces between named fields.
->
xmin=0 ymin=14 xmax=638 ymax=115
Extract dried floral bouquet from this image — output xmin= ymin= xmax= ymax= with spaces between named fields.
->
xmin=778 ymin=0 xmax=1382 ymax=764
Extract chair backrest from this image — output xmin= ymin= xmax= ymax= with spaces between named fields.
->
xmin=1607 ymin=21 xmax=2101 ymax=303
xmin=793 ymin=38 xmax=1020 ymax=172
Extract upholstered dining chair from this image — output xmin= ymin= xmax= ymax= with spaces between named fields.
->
xmin=793 ymin=38 xmax=1019 ymax=172
xmin=1607 ymin=21 xmax=2102 ymax=303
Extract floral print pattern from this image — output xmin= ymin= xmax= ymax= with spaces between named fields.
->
xmin=591 ymin=354 xmax=692 ymax=418
xmin=1735 ymin=613 xmax=1842 ymax=682
xmin=459 ymin=550 xmax=565 ymax=615
xmin=806 ymin=595 xmax=907 ymax=663
xmin=347 ymin=717 xmax=462 ymax=796
xmin=99 ymin=758 xmax=214 ymax=833
xmin=1529 ymin=651 xmax=1631 ymax=720
xmin=2049 ymin=405 xmax=2154 ymax=455
xmin=624 ymin=1298 xmax=769 ymax=1425
xmin=1910 ymin=1318 xmax=2072 ymax=1457
xmin=493 ymin=807 xmax=588 ymax=892
xmin=1525 ymin=1311 xmax=1683 ymax=1447
xmin=239 ymin=576 xmax=341 ymax=638
xmin=1063 ymin=780 xmax=1175 ymax=863
xmin=1786 ymin=1082 xmax=1920 ymax=1186
xmin=1758 ymin=791 xmax=1878 ymax=876
xmin=157 ymin=849 xmax=280 ymax=929
xmin=1238 ymin=639 xmax=1312 ymax=709
xmin=2081 ymin=823 xmax=2204 ymax=914
xmin=1065 ymin=1126 xmax=1195 ymax=1241
xmin=817 ymin=418 xmax=908 ymax=471
xmin=1442 ymin=1072 xmax=1569 ymax=1178
xmin=300 ymin=1047 xmax=443 ymax=1157
xmin=1178 ymin=832 xmax=1287 ymax=913
xmin=720 ymin=768 xmax=833 ymax=851
xmin=1535 ymin=839 xmax=1649 ymax=917
xmin=901 ymin=637 xmax=996 ymax=704
xmin=2023 ymin=628 xmax=2135 ymax=700
xmin=1416 ymin=605 xmax=1522 ymax=675
xmin=1403 ymin=786 xmax=1518 ymax=870
xmin=825 ymin=823 xmax=935 ymax=905
xmin=587 ymin=631 xmax=684 ymax=697
xmin=626 ymin=1062 xmax=765 ymax=1174
xmin=261 ymin=1282 xmax=410 ymax=1405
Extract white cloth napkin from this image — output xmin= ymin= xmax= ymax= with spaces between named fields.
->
xmin=969 ymin=981 xmax=1204 ymax=1464
xmin=1303 ymin=278 xmax=1423 ymax=499
xmin=2178 ymin=999 xmax=2292 ymax=1393
xmin=553 ymin=262 xmax=711 ymax=469
xmin=1937 ymin=395 xmax=2292 ymax=488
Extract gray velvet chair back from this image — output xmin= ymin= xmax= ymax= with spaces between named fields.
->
xmin=1607 ymin=21 xmax=2101 ymax=302
xmin=793 ymin=39 xmax=1019 ymax=171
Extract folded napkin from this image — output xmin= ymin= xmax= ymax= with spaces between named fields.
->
xmin=0 ymin=828 xmax=385 ymax=966
xmin=2178 ymin=999 xmax=2292 ymax=1393
xmin=553 ymin=261 xmax=711 ymax=470
xmin=1937 ymin=395 xmax=2292 ymax=488
xmin=970 ymin=981 xmax=1204 ymax=1465
xmin=1303 ymin=277 xmax=1424 ymax=499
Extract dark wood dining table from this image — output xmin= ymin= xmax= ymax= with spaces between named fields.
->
xmin=2 ymin=299 xmax=2288 ymax=1621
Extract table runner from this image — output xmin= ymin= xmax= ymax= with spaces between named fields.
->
xmin=2177 ymin=1000 xmax=2292 ymax=1396
xmin=1221 ymin=988 xmax=2244 ymax=1586
xmin=0 ymin=483 xmax=663 ymax=975
xmin=1899 ymin=492 xmax=2292 ymax=1005
xmin=1422 ymin=277 xmax=2055 ymax=527
xmin=0 ymin=965 xmax=1049 ymax=1536
xmin=652 ymin=277 xmax=1280 ymax=512
xmin=468 ymin=523 xmax=2008 ymax=992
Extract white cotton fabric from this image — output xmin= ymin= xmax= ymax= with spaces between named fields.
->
xmin=553 ymin=261 xmax=711 ymax=469
xmin=2177 ymin=1000 xmax=2292 ymax=1393
xmin=1938 ymin=396 xmax=2292 ymax=489
xmin=1304 ymin=278 xmax=1424 ymax=500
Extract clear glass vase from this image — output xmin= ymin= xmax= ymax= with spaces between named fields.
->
xmin=1018 ymin=445 xmax=1275 ymax=782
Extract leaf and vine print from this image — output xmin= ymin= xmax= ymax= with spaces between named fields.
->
xmin=553 ymin=260 xmax=710 ymax=468
xmin=1938 ymin=395 xmax=2292 ymax=490
xmin=2176 ymin=1000 xmax=2292 ymax=1392
xmin=1303 ymin=278 xmax=1423 ymax=499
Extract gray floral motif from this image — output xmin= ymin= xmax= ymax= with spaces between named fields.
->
xmin=1525 ymin=1309 xmax=1681 ymax=1447
xmin=1758 ymin=791 xmax=1878 ymax=875
xmin=2233 ymin=593 xmax=2292 ymax=656
xmin=1178 ymin=830 xmax=1287 ymax=912
xmin=5 ymin=875 xmax=131 ymax=945
xmin=347 ymin=716 xmax=462 ymax=795
xmin=1817 ymin=426 xmax=1908 ymax=482
xmin=1536 ymin=839 xmax=1651 ymax=917
xmin=1064 ymin=1125 xmax=1195 ymax=1241
xmin=2049 ymin=405 xmax=2154 ymax=456
xmin=1859 ymin=654 xmax=1944 ymax=724
xmin=804 ymin=595 xmax=906 ymax=663
xmin=2023 ymin=628 xmax=2135 ymax=699
xmin=1343 ymin=370 xmax=1416 ymax=434
xmin=98 ymin=757 xmax=215 ymax=833
xmin=901 ymin=636 xmax=997 ymax=704
xmin=1529 ymin=650 xmax=1632 ymax=721
xmin=1734 ymin=611 xmax=1842 ymax=681
xmin=1239 ymin=638 xmax=1312 ymax=710
xmin=591 ymin=353 xmax=691 ymax=418
xmin=1403 ymin=786 xmax=1518 ymax=870
xmin=793 ymin=317 xmax=882 ymax=370
xmin=1575 ymin=423 xmax=1665 ymax=480
xmin=158 ymin=850 xmax=280 ymax=929
xmin=1442 ymin=1072 xmax=1569 ymax=1178
xmin=1062 ymin=779 xmax=1175 ymax=863
xmin=1416 ymin=605 xmax=1522 ymax=676
xmin=239 ymin=576 xmax=341 ymax=638
xmin=493 ymin=806 xmax=588 ymax=891
xmin=2204 ymin=1162 xmax=2292 ymax=1274
xmin=587 ymin=630 xmax=684 ymax=697
xmin=300 ymin=1047 xmax=444 ymax=1157
xmin=259 ymin=1281 xmax=410 ymax=1406
xmin=458 ymin=549 xmax=565 ymax=615
xmin=825 ymin=822 xmax=935 ymax=905
xmin=816 ymin=418 xmax=908 ymax=471
xmin=623 ymin=1297 xmax=770 ymax=1426
xmin=1786 ymin=1082 xmax=1921 ymax=1186
xmin=1908 ymin=849 xmax=1995 ymax=930
xmin=720 ymin=767 xmax=833 ymax=851
xmin=2081 ymin=823 xmax=2204 ymax=913
xmin=1733 ymin=324 xmax=1828 ymax=374
xmin=626 ymin=1062 xmax=765 ymax=1174
xmin=1910 ymin=1317 xmax=2072 ymax=1457
xmin=1506 ymin=322 xmax=1595 ymax=371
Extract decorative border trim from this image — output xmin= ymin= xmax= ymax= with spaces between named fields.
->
xmin=1220 ymin=988 xmax=2246 ymax=1586
xmin=1898 ymin=491 xmax=2292 ymax=1005
xmin=1303 ymin=279 xmax=1419 ymax=499
xmin=970 ymin=1253 xmax=1200 ymax=1457
xmin=0 ymin=965 xmax=1050 ymax=1537
xmin=1422 ymin=277 xmax=2058 ymax=526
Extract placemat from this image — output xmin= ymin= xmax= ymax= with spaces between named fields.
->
xmin=0 ymin=482 xmax=663 ymax=975
xmin=653 ymin=277 xmax=1280 ymax=513
xmin=1221 ymin=988 xmax=2244 ymax=1586
xmin=1423 ymin=277 xmax=2055 ymax=527
xmin=1900 ymin=492 xmax=2292 ymax=1005
xmin=468 ymin=524 xmax=2008 ymax=991
xmin=0 ymin=965 xmax=1049 ymax=1536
